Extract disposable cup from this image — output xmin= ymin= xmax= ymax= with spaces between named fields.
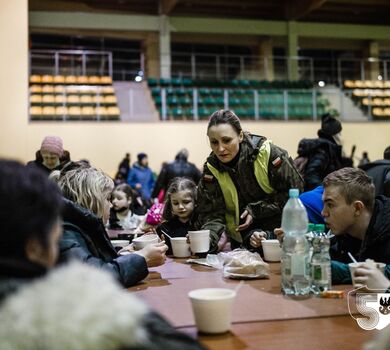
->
xmin=132 ymin=234 xmax=159 ymax=250
xmin=349 ymin=262 xmax=365 ymax=287
xmin=110 ymin=240 xmax=129 ymax=248
xmin=349 ymin=261 xmax=387 ymax=287
xmin=171 ymin=237 xmax=191 ymax=258
xmin=261 ymin=239 xmax=282 ymax=262
xmin=188 ymin=288 xmax=236 ymax=334
xmin=188 ymin=230 xmax=210 ymax=253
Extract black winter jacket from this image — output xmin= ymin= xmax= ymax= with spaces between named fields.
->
xmin=297 ymin=134 xmax=343 ymax=191
xmin=152 ymin=156 xmax=201 ymax=198
xmin=331 ymin=196 xmax=390 ymax=283
xmin=360 ymin=159 xmax=390 ymax=197
xmin=58 ymin=199 xmax=149 ymax=287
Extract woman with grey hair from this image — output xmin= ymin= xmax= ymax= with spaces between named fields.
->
xmin=53 ymin=163 xmax=168 ymax=287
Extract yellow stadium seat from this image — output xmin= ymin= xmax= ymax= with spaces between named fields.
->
xmin=96 ymin=106 xmax=108 ymax=116
xmin=103 ymin=95 xmax=117 ymax=104
xmin=354 ymin=80 xmax=364 ymax=88
xmin=42 ymin=95 xmax=55 ymax=103
xmin=100 ymin=76 xmax=112 ymax=84
xmin=68 ymin=106 xmax=81 ymax=117
xmin=30 ymin=106 xmax=42 ymax=116
xmin=107 ymin=106 xmax=120 ymax=115
xmin=54 ymin=95 xmax=65 ymax=104
xmin=41 ymin=75 xmax=54 ymax=84
xmin=80 ymin=95 xmax=93 ymax=104
xmin=30 ymin=95 xmax=42 ymax=103
xmin=53 ymin=75 xmax=65 ymax=84
xmin=77 ymin=76 xmax=89 ymax=84
xmin=81 ymin=106 xmax=96 ymax=116
xmin=88 ymin=76 xmax=100 ymax=84
xmin=30 ymin=85 xmax=42 ymax=93
xmin=92 ymin=95 xmax=104 ymax=103
xmin=344 ymin=80 xmax=354 ymax=88
xmin=65 ymin=75 xmax=77 ymax=84
xmin=42 ymin=85 xmax=54 ymax=93
xmin=55 ymin=106 xmax=68 ymax=116
xmin=30 ymin=75 xmax=42 ymax=83
xmin=101 ymin=86 xmax=114 ymax=94
xmin=372 ymin=107 xmax=383 ymax=116
xmin=42 ymin=106 xmax=56 ymax=115
xmin=54 ymin=85 xmax=65 ymax=93
xmin=67 ymin=95 xmax=80 ymax=104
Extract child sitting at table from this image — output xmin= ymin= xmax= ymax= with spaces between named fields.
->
xmin=156 ymin=177 xmax=197 ymax=255
xmin=109 ymin=183 xmax=146 ymax=232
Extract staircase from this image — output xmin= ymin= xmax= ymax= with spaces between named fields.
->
xmin=114 ymin=82 xmax=159 ymax=122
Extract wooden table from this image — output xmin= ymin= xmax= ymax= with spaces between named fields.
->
xmin=128 ymin=258 xmax=379 ymax=350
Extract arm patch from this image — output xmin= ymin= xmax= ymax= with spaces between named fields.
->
xmin=272 ymin=156 xmax=283 ymax=168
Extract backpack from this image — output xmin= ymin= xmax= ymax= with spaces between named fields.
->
xmin=294 ymin=156 xmax=309 ymax=177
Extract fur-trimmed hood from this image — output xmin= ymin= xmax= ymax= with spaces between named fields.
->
xmin=0 ymin=262 xmax=149 ymax=350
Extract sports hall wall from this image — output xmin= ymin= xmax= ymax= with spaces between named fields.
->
xmin=0 ymin=1 xmax=389 ymax=176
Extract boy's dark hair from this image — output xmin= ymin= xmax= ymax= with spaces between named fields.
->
xmin=162 ymin=177 xmax=197 ymax=221
xmin=0 ymin=159 xmax=63 ymax=258
xmin=323 ymin=167 xmax=375 ymax=212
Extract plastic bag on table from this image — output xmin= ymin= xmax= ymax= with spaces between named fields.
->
xmin=215 ymin=249 xmax=270 ymax=279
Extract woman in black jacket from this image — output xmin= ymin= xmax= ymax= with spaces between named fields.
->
xmin=52 ymin=163 xmax=168 ymax=287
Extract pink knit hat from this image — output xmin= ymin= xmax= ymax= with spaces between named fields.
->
xmin=40 ymin=136 xmax=63 ymax=157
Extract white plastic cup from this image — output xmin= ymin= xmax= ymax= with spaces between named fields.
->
xmin=188 ymin=230 xmax=210 ymax=253
xmin=171 ymin=237 xmax=191 ymax=258
xmin=110 ymin=240 xmax=129 ymax=248
xmin=132 ymin=234 xmax=159 ymax=250
xmin=349 ymin=261 xmax=386 ymax=287
xmin=349 ymin=262 xmax=364 ymax=287
xmin=261 ymin=239 xmax=282 ymax=262
xmin=188 ymin=288 xmax=236 ymax=334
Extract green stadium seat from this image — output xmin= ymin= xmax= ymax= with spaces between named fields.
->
xmin=147 ymin=78 xmax=158 ymax=87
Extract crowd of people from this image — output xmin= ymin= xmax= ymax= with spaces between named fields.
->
xmin=1 ymin=109 xmax=390 ymax=348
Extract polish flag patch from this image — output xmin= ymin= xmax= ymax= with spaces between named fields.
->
xmin=272 ymin=157 xmax=282 ymax=168
xmin=203 ymin=174 xmax=214 ymax=182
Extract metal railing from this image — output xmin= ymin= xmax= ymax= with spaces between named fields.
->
xmin=30 ymin=49 xmax=113 ymax=77
xmin=171 ymin=52 xmax=314 ymax=82
xmin=157 ymin=88 xmax=332 ymax=121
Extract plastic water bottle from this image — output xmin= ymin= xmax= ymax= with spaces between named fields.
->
xmin=310 ymin=224 xmax=331 ymax=294
xmin=281 ymin=189 xmax=311 ymax=296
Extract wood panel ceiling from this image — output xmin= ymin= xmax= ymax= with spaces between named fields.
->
xmin=29 ymin=0 xmax=390 ymax=25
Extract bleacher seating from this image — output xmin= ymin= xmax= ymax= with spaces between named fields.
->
xmin=344 ymin=80 xmax=390 ymax=119
xmin=29 ymin=75 xmax=119 ymax=121
xmin=148 ymin=78 xmax=330 ymax=121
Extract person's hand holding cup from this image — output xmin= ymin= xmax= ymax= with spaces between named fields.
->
xmin=351 ymin=261 xmax=388 ymax=292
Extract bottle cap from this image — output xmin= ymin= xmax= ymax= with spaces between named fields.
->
xmin=289 ymin=188 xmax=299 ymax=198
xmin=308 ymin=223 xmax=315 ymax=232
xmin=315 ymin=224 xmax=325 ymax=233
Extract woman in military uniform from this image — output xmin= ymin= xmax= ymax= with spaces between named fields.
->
xmin=195 ymin=110 xmax=304 ymax=252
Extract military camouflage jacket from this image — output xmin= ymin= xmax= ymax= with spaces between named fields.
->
xmin=195 ymin=134 xmax=304 ymax=252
